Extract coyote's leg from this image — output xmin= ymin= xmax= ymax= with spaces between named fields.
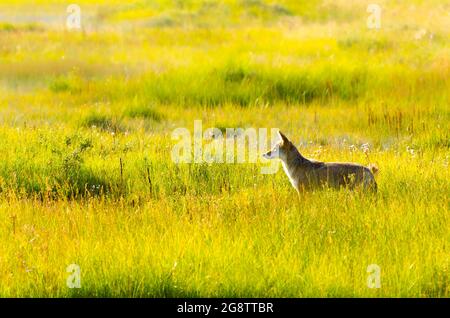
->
xmin=363 ymin=173 xmax=377 ymax=192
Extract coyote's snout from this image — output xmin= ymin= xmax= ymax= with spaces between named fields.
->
xmin=263 ymin=131 xmax=378 ymax=192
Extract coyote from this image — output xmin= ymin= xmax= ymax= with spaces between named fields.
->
xmin=263 ymin=131 xmax=378 ymax=192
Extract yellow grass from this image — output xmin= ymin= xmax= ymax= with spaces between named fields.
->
xmin=0 ymin=0 xmax=448 ymax=297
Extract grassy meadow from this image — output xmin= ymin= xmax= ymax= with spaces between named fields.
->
xmin=0 ymin=0 xmax=449 ymax=297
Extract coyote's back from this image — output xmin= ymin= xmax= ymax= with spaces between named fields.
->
xmin=300 ymin=160 xmax=378 ymax=191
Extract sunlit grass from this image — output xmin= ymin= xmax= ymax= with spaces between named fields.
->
xmin=0 ymin=0 xmax=448 ymax=297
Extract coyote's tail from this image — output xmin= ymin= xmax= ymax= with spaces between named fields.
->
xmin=368 ymin=163 xmax=379 ymax=175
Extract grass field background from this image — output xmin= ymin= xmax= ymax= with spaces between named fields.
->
xmin=0 ymin=0 xmax=449 ymax=297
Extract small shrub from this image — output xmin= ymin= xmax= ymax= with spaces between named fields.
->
xmin=81 ymin=113 xmax=123 ymax=133
xmin=124 ymin=104 xmax=163 ymax=122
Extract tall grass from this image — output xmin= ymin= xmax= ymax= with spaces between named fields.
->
xmin=0 ymin=0 xmax=448 ymax=297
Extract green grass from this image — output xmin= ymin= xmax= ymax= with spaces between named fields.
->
xmin=0 ymin=0 xmax=448 ymax=297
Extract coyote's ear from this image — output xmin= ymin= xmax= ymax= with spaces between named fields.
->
xmin=278 ymin=131 xmax=289 ymax=144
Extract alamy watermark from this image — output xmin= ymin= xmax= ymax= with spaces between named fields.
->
xmin=367 ymin=264 xmax=381 ymax=288
xmin=171 ymin=120 xmax=281 ymax=174
xmin=66 ymin=264 xmax=81 ymax=288
xmin=66 ymin=4 xmax=81 ymax=30
xmin=367 ymin=4 xmax=382 ymax=30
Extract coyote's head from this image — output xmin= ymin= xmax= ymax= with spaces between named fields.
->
xmin=262 ymin=131 xmax=292 ymax=161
